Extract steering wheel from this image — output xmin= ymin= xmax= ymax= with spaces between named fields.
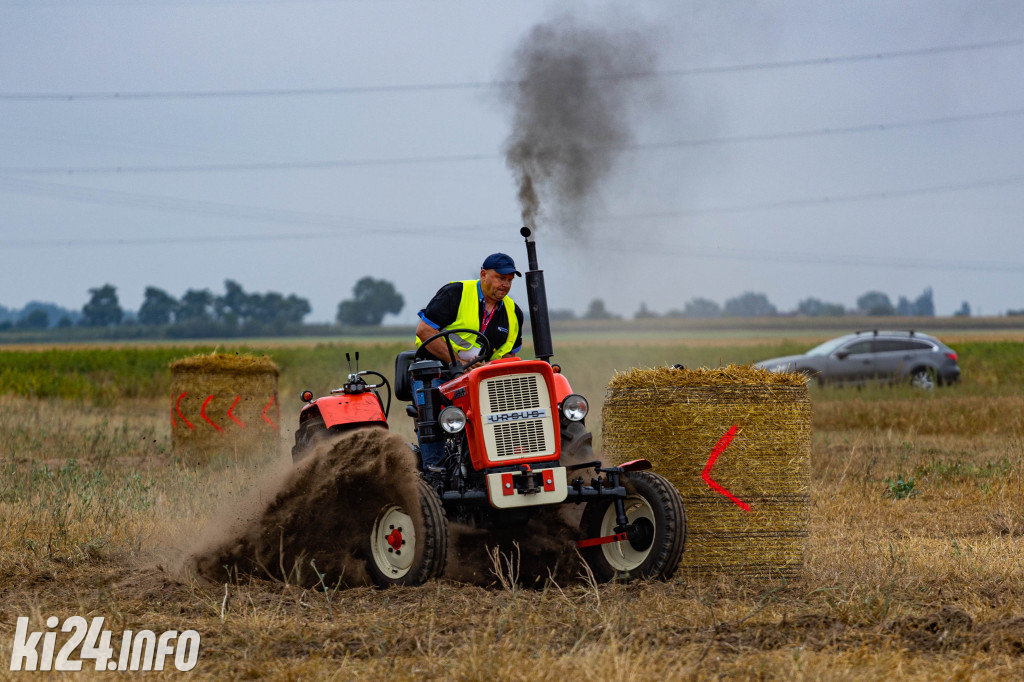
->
xmin=414 ymin=328 xmax=493 ymax=376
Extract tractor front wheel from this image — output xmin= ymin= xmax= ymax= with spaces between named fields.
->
xmin=580 ymin=471 xmax=686 ymax=582
xmin=365 ymin=478 xmax=449 ymax=587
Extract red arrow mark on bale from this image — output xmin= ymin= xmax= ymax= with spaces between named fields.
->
xmin=170 ymin=396 xmax=177 ymax=429
xmin=227 ymin=395 xmax=245 ymax=428
xmin=701 ymin=425 xmax=750 ymax=512
xmin=261 ymin=396 xmax=278 ymax=431
xmin=201 ymin=395 xmax=223 ymax=432
xmin=175 ymin=391 xmax=194 ymax=430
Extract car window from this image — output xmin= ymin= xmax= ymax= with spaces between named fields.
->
xmin=874 ymin=339 xmax=909 ymax=352
xmin=839 ymin=340 xmax=872 ymax=355
xmin=865 ymin=338 xmax=937 ymax=353
xmin=806 ymin=336 xmax=853 ymax=356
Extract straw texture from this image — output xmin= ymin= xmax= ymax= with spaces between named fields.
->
xmin=603 ymin=365 xmax=811 ymax=579
xmin=170 ymin=352 xmax=280 ymax=459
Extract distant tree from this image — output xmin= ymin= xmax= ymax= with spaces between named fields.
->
xmin=16 ymin=309 xmax=50 ymax=329
xmin=16 ymin=302 xmax=79 ymax=327
xmin=250 ymin=292 xmax=311 ymax=328
xmin=856 ymin=291 xmax=895 ymax=316
xmin=216 ymin=279 xmax=249 ymax=326
xmin=582 ymin=299 xmax=618 ymax=320
xmin=248 ymin=292 xmax=278 ymax=324
xmin=796 ymin=297 xmax=845 ymax=317
xmin=57 ymin=316 xmax=73 ymax=329
xmin=2 ymin=302 xmax=78 ymax=327
xmin=81 ymin=284 xmax=123 ymax=327
xmin=0 ymin=320 xmax=12 ymax=331
xmin=177 ymin=289 xmax=215 ymax=322
xmin=138 ymin=287 xmax=178 ymax=325
xmin=723 ymin=292 xmax=777 ymax=317
xmin=680 ymin=297 xmax=721 ymax=318
xmin=634 ymin=302 xmax=659 ymax=319
xmin=281 ymin=294 xmax=312 ymax=325
xmin=548 ymin=308 xmax=577 ymax=321
xmin=954 ymin=301 xmax=971 ymax=317
xmin=912 ymin=287 xmax=935 ymax=316
xmin=336 ymin=277 xmax=404 ymax=326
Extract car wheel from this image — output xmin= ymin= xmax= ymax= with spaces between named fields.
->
xmin=910 ymin=367 xmax=937 ymax=390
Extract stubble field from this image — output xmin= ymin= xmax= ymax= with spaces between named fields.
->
xmin=1 ymin=329 xmax=1023 ymax=679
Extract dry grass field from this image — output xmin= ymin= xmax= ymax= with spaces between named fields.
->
xmin=2 ymin=331 xmax=1024 ymax=679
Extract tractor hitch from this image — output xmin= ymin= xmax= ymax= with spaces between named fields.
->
xmin=577 ymin=520 xmax=655 ymax=551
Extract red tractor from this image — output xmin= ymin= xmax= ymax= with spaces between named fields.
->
xmin=292 ymin=228 xmax=686 ymax=587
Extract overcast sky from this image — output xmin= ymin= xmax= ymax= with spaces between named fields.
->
xmin=2 ymin=0 xmax=1023 ymax=323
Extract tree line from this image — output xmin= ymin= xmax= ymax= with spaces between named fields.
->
xmin=566 ymin=287 xmax=957 ymax=320
xmin=0 ymin=277 xmax=404 ymax=337
xmin=0 ymin=280 xmax=980 ymax=337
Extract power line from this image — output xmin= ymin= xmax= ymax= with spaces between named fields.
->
xmin=4 ymin=218 xmax=1022 ymax=276
xmin=3 ymin=172 xmax=1024 ymax=247
xmin=2 ymin=0 xmax=379 ymax=5
xmin=2 ymin=37 xmax=1022 ymax=101
xmin=0 ymin=152 xmax=498 ymax=175
xmin=615 ymin=176 xmax=1024 ymax=218
xmin=4 ymin=107 xmax=1022 ymax=176
xmin=0 ymin=175 xmax=456 ymax=234
xmin=4 ymin=173 xmax=1023 ymax=226
xmin=566 ymin=238 xmax=1024 ymax=274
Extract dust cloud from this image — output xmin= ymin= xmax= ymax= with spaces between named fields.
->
xmin=185 ymin=426 xmax=602 ymax=589
xmin=500 ymin=13 xmax=662 ymax=236
xmin=187 ymin=428 xmax=421 ymax=588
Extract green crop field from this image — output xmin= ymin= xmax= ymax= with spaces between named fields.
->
xmin=2 ymin=329 xmax=1024 ymax=678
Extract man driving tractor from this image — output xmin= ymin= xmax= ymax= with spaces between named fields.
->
xmin=413 ymin=252 xmax=526 ymax=467
xmin=289 ymin=230 xmax=687 ymax=587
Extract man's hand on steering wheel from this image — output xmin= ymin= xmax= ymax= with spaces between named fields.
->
xmin=414 ymin=328 xmax=493 ymax=376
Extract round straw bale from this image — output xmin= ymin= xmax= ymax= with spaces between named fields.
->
xmin=170 ymin=352 xmax=280 ymax=460
xmin=602 ymin=365 xmax=810 ymax=579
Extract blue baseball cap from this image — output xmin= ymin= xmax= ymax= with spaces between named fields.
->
xmin=481 ymin=253 xmax=521 ymax=277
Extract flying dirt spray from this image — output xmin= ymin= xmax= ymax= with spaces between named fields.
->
xmin=187 ymin=426 xmax=598 ymax=588
xmin=501 ymin=14 xmax=661 ymax=235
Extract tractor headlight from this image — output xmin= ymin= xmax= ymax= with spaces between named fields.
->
xmin=560 ymin=394 xmax=589 ymax=422
xmin=438 ymin=406 xmax=467 ymax=433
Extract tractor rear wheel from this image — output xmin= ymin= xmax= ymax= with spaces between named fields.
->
xmin=365 ymin=478 xmax=449 ymax=587
xmin=292 ymin=416 xmax=329 ymax=463
xmin=580 ymin=471 xmax=686 ymax=582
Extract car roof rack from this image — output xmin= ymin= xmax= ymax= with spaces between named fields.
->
xmin=853 ymin=329 xmax=919 ymax=338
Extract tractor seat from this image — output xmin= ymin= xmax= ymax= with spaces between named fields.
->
xmin=394 ymin=350 xmax=417 ymax=402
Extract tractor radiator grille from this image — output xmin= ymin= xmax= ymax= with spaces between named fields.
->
xmin=486 ymin=375 xmax=541 ymax=412
xmin=491 ymin=420 xmax=547 ymax=459
xmin=479 ymin=372 xmax=555 ymax=462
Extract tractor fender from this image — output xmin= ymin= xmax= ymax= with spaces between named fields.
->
xmin=552 ymin=372 xmax=574 ymax=405
xmin=310 ymin=393 xmax=388 ymax=430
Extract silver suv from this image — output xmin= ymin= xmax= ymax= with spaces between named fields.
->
xmin=754 ymin=330 xmax=961 ymax=389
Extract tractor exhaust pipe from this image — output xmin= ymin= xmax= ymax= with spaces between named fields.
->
xmin=520 ymin=226 xmax=554 ymax=363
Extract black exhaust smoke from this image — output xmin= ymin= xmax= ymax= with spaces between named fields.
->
xmin=500 ymin=14 xmax=660 ymax=235
xmin=520 ymin=226 xmax=553 ymax=362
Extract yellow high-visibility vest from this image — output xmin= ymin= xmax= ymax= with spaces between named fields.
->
xmin=416 ymin=280 xmax=519 ymax=359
